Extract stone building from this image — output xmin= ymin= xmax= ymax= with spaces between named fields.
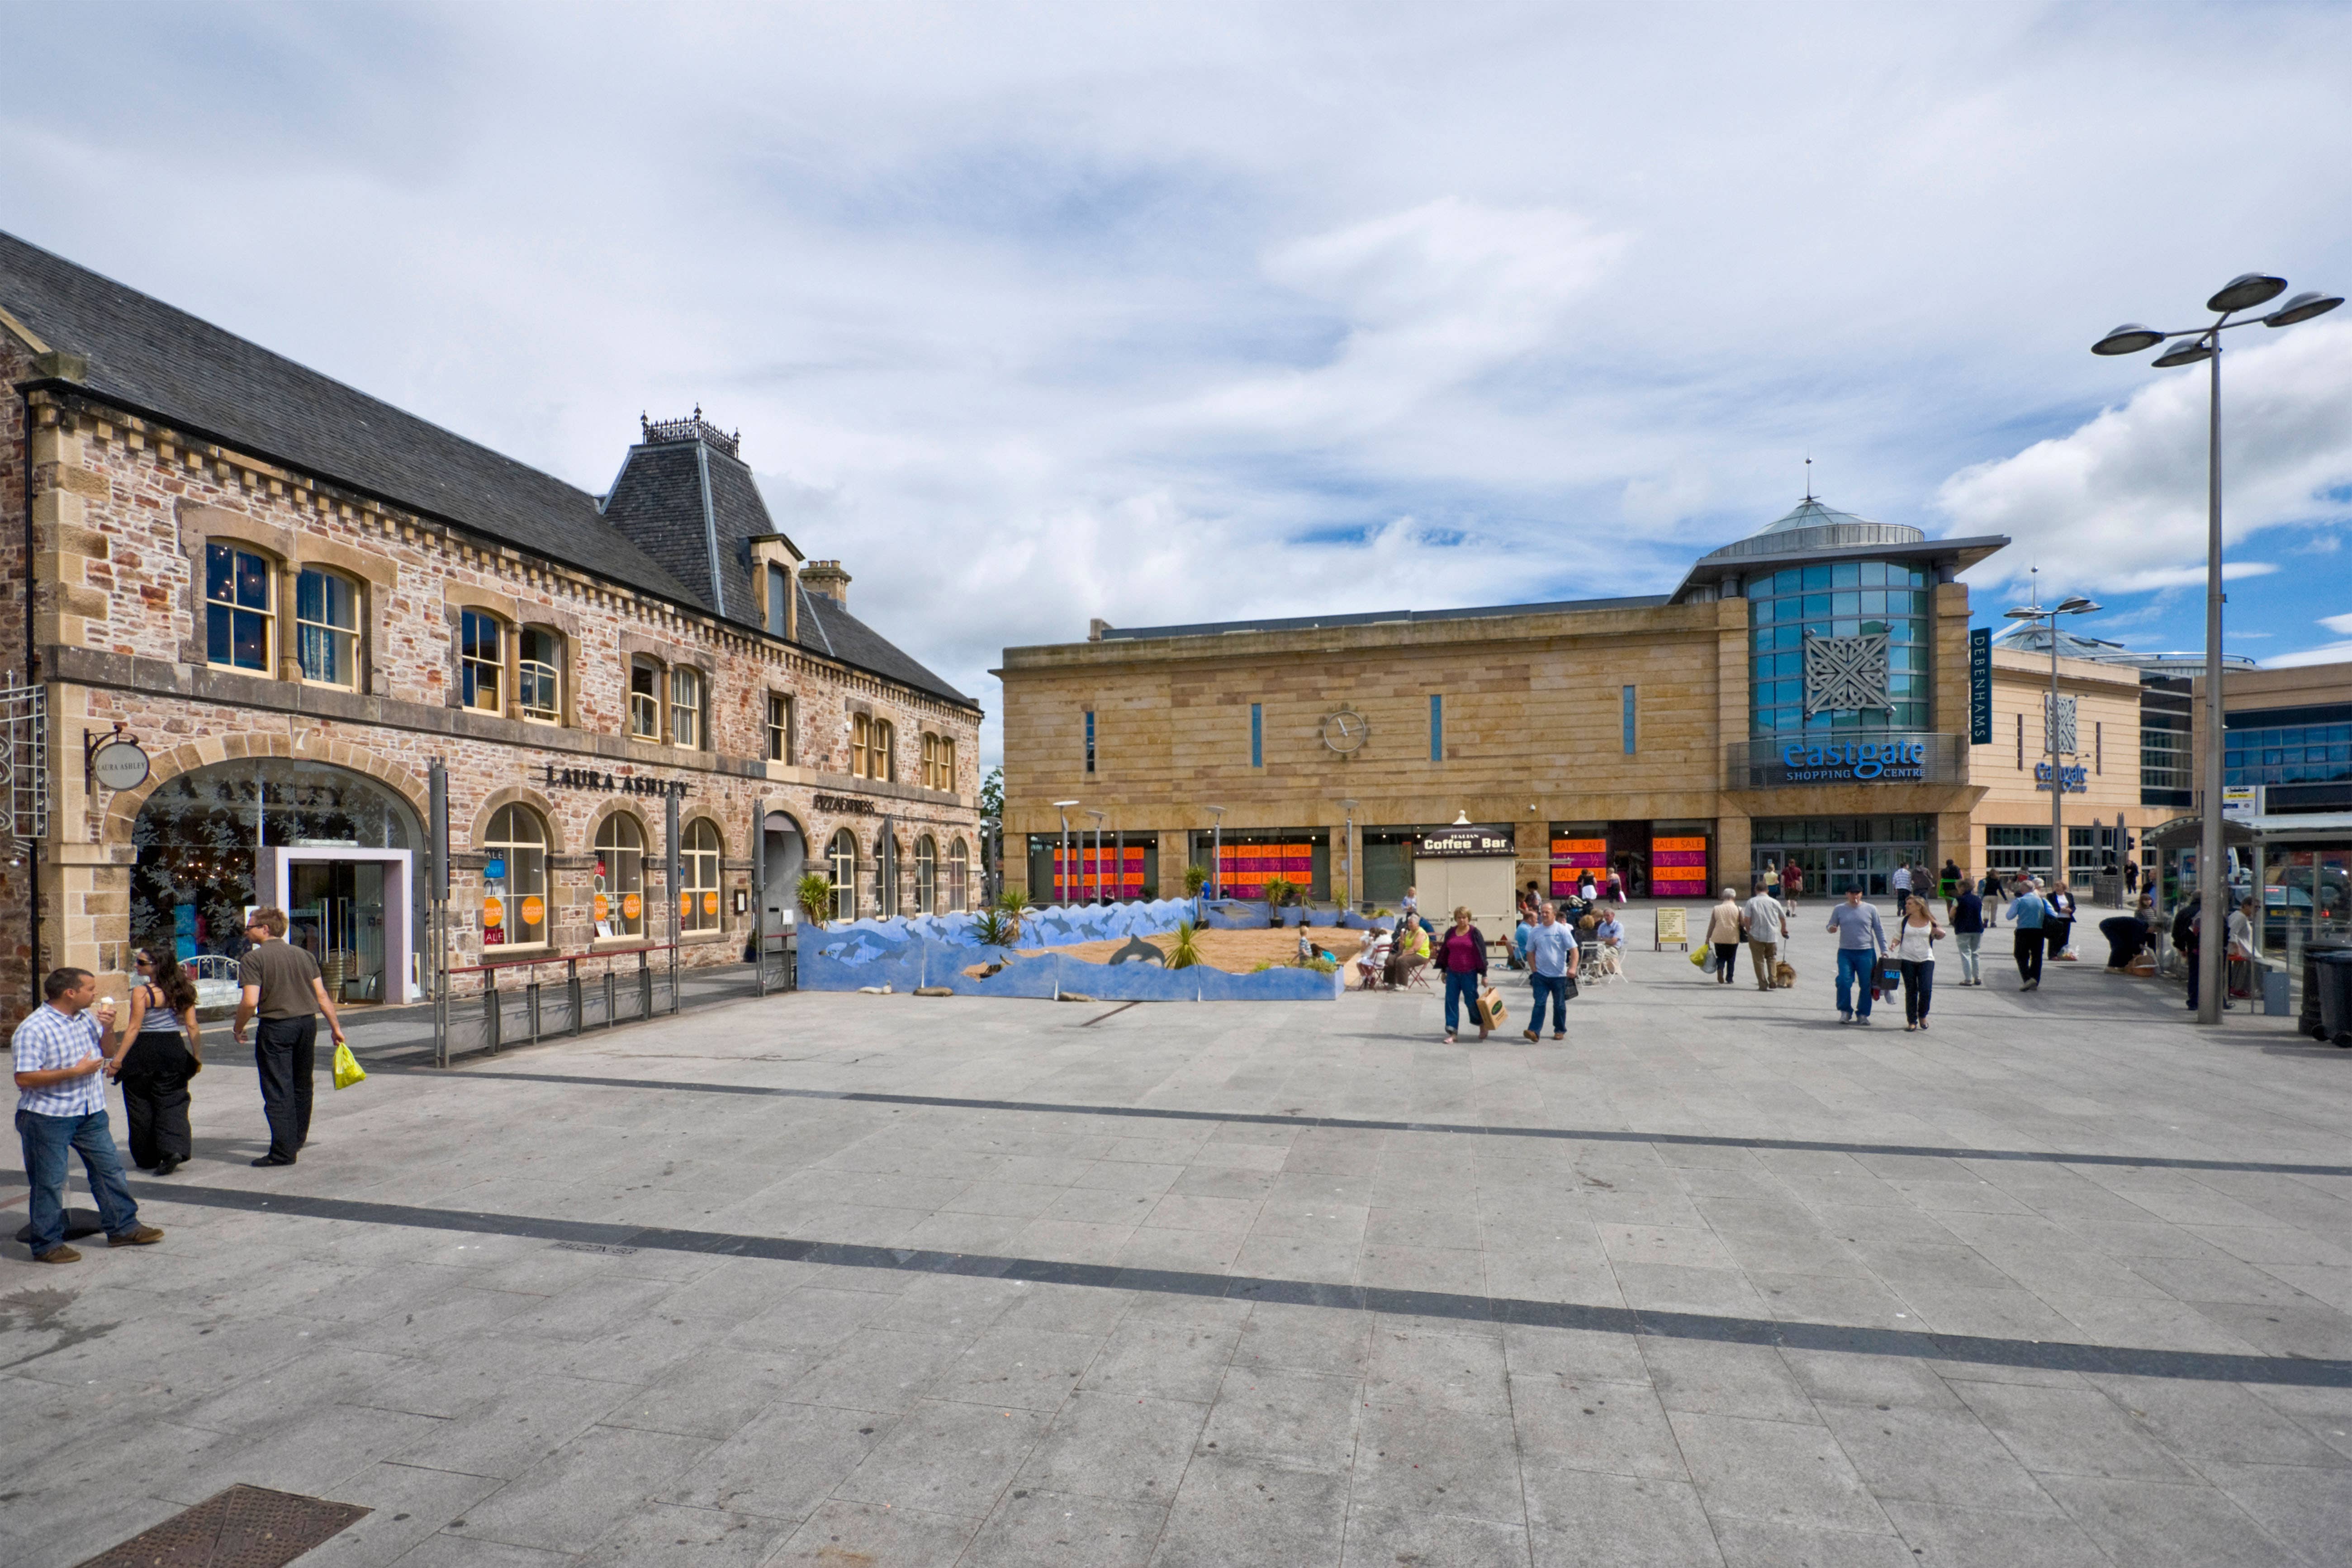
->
xmin=1 ymin=231 xmax=981 ymax=1024
xmin=999 ymin=499 xmax=2013 ymax=921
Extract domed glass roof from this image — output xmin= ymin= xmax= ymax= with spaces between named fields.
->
xmin=1699 ymin=497 xmax=1925 ymax=563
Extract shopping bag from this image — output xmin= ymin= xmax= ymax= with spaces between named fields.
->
xmin=1560 ymin=973 xmax=1580 ymax=1001
xmin=1475 ymin=987 xmax=1505 ymax=1030
xmin=1699 ymin=945 xmax=1719 ymax=975
xmin=332 ymin=1040 xmax=367 ymax=1090
xmin=1688 ymin=945 xmax=1709 ymax=970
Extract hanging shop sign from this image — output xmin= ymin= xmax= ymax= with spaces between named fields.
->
xmin=1969 ymin=627 xmax=1992 ymax=745
xmin=1416 ymin=826 xmax=1514 ymax=857
xmin=2034 ymin=762 xmax=2088 ymax=794
xmin=541 ymin=763 xmax=690 ymax=799
xmin=88 ymin=734 xmax=152 ymax=791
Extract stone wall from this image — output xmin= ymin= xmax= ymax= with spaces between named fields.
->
xmin=0 ymin=373 xmax=982 ymax=1023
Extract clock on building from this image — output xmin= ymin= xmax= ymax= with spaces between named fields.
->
xmin=1319 ymin=707 xmax=1368 ymax=754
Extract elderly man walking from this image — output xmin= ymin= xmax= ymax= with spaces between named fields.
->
xmin=232 ymin=908 xmax=349 ymax=1167
xmin=1744 ymin=880 xmax=1788 ymax=990
xmin=1520 ymin=901 xmax=1579 ymax=1041
xmin=13 ymin=968 xmax=165 ymax=1264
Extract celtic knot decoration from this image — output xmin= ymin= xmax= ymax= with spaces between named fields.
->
xmin=1802 ymin=633 xmax=1892 ymax=716
xmin=2044 ymin=694 xmax=2078 ymax=755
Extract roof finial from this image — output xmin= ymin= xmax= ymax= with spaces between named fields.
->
xmin=1803 ymin=455 xmax=1814 ymax=503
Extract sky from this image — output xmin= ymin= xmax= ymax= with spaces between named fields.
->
xmin=6 ymin=1 xmax=2352 ymax=760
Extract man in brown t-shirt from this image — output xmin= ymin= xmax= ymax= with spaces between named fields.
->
xmin=232 ymin=908 xmax=346 ymax=1167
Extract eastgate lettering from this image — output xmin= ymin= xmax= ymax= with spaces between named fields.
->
xmin=541 ymin=764 xmax=690 ymax=799
xmin=2034 ymin=762 xmax=2089 ymax=794
xmin=1778 ymin=739 xmax=1929 ymax=782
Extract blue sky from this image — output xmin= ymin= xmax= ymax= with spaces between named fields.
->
xmin=7 ymin=1 xmax=2352 ymax=759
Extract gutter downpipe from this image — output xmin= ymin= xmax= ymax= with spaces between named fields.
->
xmin=19 ymin=380 xmax=34 ymax=1010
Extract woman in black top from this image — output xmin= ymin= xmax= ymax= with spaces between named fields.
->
xmin=109 ymin=949 xmax=204 ymax=1175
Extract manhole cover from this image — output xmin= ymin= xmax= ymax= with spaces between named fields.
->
xmin=77 ymin=1484 xmax=368 ymax=1567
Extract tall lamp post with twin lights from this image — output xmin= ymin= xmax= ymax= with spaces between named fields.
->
xmin=1052 ymin=801 xmax=1079 ymax=907
xmin=2091 ymin=272 xmax=2341 ymax=1024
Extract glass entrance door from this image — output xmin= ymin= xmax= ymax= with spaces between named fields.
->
xmin=287 ymin=860 xmax=389 ymax=1003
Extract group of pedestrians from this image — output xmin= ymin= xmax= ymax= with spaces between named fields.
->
xmin=1704 ymin=883 xmax=1792 ymax=989
xmin=11 ymin=906 xmax=348 ymax=1264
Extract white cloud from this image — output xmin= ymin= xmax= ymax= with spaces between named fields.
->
xmin=2268 ymin=641 xmax=2352 ymax=669
xmin=1939 ymin=321 xmax=2352 ymax=594
xmin=2322 ymin=612 xmax=2352 ymax=635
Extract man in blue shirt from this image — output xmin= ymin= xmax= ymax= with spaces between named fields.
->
xmin=13 ymin=968 xmax=165 ymax=1264
xmin=1520 ymin=902 xmax=1579 ymax=1041
xmin=2008 ymin=877 xmax=2050 ymax=991
xmin=1825 ymin=889 xmax=1887 ymax=1024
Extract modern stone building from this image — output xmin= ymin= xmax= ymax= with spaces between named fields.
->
xmin=2 ymin=231 xmax=981 ymax=1024
xmin=999 ymin=499 xmax=2023 ymax=920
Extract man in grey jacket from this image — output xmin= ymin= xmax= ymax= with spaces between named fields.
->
xmin=1826 ymin=889 xmax=1887 ymax=1024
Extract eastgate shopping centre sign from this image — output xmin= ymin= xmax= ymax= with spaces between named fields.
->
xmin=1774 ymin=737 xmax=1930 ymax=784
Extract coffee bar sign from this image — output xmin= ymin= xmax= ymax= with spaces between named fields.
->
xmin=1416 ymin=826 xmax=1514 ymax=857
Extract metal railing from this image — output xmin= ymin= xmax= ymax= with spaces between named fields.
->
xmin=434 ymin=944 xmax=680 ymax=1067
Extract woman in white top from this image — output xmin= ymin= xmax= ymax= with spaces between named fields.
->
xmin=1895 ymin=896 xmax=1945 ymax=1031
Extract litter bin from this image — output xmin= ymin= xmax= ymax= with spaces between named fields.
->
xmin=2313 ymin=950 xmax=2352 ymax=1047
xmin=2300 ymin=941 xmax=2352 ymax=1042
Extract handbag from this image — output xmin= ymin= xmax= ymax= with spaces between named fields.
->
xmin=1560 ymin=972 xmax=1580 ymax=1001
xmin=332 ymin=1039 xmax=367 ymax=1090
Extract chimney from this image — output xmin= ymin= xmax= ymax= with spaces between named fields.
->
xmin=801 ymin=560 xmax=851 ymax=605
xmin=1088 ymin=618 xmax=1110 ymax=642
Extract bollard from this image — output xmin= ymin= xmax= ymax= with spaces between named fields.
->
xmin=567 ymin=959 xmax=583 ymax=1037
xmin=526 ymin=975 xmax=542 ymax=1044
xmin=484 ymin=966 xmax=500 ymax=1055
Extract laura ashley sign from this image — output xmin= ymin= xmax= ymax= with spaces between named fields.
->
xmin=541 ymin=764 xmax=690 ymax=799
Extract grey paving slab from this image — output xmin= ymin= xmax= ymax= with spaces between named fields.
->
xmin=10 ymin=912 xmax=2352 ymax=1568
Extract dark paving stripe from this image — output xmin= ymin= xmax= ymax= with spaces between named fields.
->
xmin=94 ymin=1176 xmax=2352 ymax=1388
xmin=430 ymin=1066 xmax=2352 ymax=1179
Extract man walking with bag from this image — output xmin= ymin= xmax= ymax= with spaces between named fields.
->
xmin=1744 ymin=880 xmax=1788 ymax=989
xmin=232 ymin=908 xmax=348 ymax=1167
xmin=13 ymin=968 xmax=164 ymax=1263
xmin=1521 ymin=900 xmax=1579 ymax=1041
xmin=1826 ymin=888 xmax=1887 ymax=1024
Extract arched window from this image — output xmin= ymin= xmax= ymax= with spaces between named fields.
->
xmin=518 ymin=627 xmax=562 ymax=723
xmin=295 ymin=568 xmax=359 ymax=688
xmin=593 ymin=813 xmax=645 ymax=938
xmin=915 ymin=835 xmax=937 ymax=914
xmin=949 ymin=838 xmax=969 ymax=911
xmin=482 ymin=804 xmax=548 ymax=946
xmin=872 ymin=720 xmax=896 ymax=782
xmin=828 ymin=829 xmax=858 ymax=921
xmin=626 ymin=656 xmax=661 ymax=739
xmin=670 ymin=667 xmax=703 ymax=750
xmin=205 ymin=542 xmax=275 ymax=673
xmin=850 ymin=714 xmax=871 ymax=778
xmin=460 ymin=609 xmax=504 ymax=714
xmin=679 ymin=818 xmax=721 ymax=933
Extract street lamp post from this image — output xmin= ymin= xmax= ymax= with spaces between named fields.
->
xmin=1084 ymin=810 xmax=1107 ymax=905
xmin=1340 ymin=798 xmax=1359 ymax=912
xmin=2004 ymin=572 xmax=2101 ymax=900
xmin=1052 ymin=800 xmax=1079 ymax=907
xmin=2091 ymin=274 xmax=2341 ymax=1025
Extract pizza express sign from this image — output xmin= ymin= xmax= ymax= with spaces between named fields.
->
xmin=1772 ymin=737 xmax=1931 ymax=785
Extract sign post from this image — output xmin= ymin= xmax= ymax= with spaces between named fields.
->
xmin=428 ymin=759 xmax=449 ymax=1068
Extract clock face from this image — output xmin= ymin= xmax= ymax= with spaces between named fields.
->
xmin=1320 ymin=708 xmax=1367 ymax=753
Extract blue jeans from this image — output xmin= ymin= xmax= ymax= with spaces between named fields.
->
xmin=1528 ymin=973 xmax=1569 ymax=1033
xmin=1443 ymin=970 xmax=1481 ymax=1032
xmin=1835 ymin=948 xmax=1878 ymax=1017
xmin=16 ymin=1108 xmax=140 ymax=1256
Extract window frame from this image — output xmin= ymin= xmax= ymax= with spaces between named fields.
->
xmin=679 ymin=818 xmax=722 ymax=933
xmin=1084 ymin=710 xmax=1096 ymax=776
xmin=204 ymin=541 xmax=276 ymax=675
xmin=460 ymin=608 xmax=505 ymax=715
xmin=767 ymin=692 xmax=795 ymax=763
xmin=292 ymin=565 xmax=360 ymax=690
xmin=1429 ymin=693 xmax=1444 ymax=762
xmin=592 ymin=812 xmax=646 ymax=938
xmin=517 ymin=626 xmax=563 ymax=725
xmin=827 ymin=829 xmax=858 ymax=921
xmin=765 ymin=563 xmax=790 ymax=637
xmin=872 ymin=720 xmax=895 ymax=782
xmin=669 ymin=666 xmax=703 ymax=751
xmin=629 ymin=657 xmax=663 ymax=741
xmin=948 ymin=838 xmax=969 ymax=911
xmin=915 ymin=834 xmax=937 ymax=914
xmin=851 ymin=713 xmax=871 ymax=778
xmin=482 ymin=803 xmax=550 ymax=947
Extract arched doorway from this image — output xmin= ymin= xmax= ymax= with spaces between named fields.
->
xmin=762 ymin=810 xmax=805 ymax=938
xmin=131 ymin=756 xmax=423 ymax=1003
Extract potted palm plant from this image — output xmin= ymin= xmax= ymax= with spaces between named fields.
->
xmin=796 ymin=872 xmax=835 ymax=927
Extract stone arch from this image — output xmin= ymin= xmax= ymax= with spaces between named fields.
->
xmin=102 ymin=730 xmax=427 ymax=850
xmin=471 ymin=783 xmax=564 ymax=854
xmin=582 ymin=798 xmax=654 ymax=853
xmin=675 ymin=801 xmax=730 ymax=858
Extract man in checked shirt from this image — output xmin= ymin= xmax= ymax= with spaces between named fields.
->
xmin=13 ymin=967 xmax=164 ymax=1264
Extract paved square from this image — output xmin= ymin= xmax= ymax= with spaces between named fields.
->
xmin=7 ymin=914 xmax=2351 ymax=1566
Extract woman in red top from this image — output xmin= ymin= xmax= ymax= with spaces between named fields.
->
xmin=1435 ymin=905 xmax=1490 ymax=1043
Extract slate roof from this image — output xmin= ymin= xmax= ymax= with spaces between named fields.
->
xmin=795 ymin=584 xmax=971 ymax=703
xmin=0 ymin=227 xmax=975 ymax=710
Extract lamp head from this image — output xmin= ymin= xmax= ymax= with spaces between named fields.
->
xmin=1052 ymin=800 xmax=1079 ymax=808
xmin=2056 ymin=596 xmax=2100 ymax=615
xmin=2265 ymin=289 xmax=2344 ymax=327
xmin=2152 ymin=338 xmax=2216 ymax=368
xmin=2091 ymin=323 xmax=2165 ymax=356
xmin=2208 ymin=272 xmax=2288 ymax=314
xmin=2003 ymin=606 xmax=2043 ymax=621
